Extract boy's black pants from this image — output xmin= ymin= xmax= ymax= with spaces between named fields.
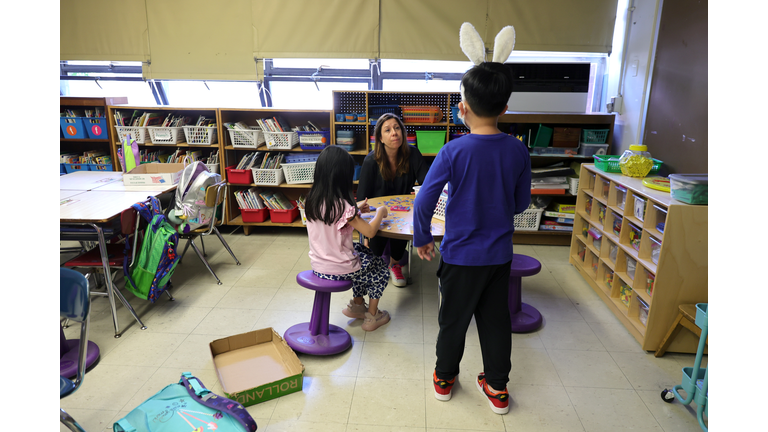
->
xmin=434 ymin=258 xmax=512 ymax=391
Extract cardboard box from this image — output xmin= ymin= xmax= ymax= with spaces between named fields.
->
xmin=123 ymin=163 xmax=185 ymax=186
xmin=210 ymin=328 xmax=304 ymax=407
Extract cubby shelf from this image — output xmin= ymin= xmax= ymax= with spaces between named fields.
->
xmin=61 ymin=96 xmax=128 ymax=172
xmin=569 ymin=164 xmax=707 ymax=353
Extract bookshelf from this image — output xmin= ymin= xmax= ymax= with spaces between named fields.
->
xmin=105 ymin=105 xmax=221 ymax=172
xmin=61 ymin=96 xmax=127 ymax=172
xmin=570 ymin=164 xmax=707 ymax=353
xmin=332 ymin=91 xmax=616 ymax=245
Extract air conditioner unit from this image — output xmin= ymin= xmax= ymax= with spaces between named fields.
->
xmin=505 ymin=63 xmax=591 ymax=113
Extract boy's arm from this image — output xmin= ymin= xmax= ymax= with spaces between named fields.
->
xmin=413 ymin=150 xmax=451 ymax=249
xmin=514 ymin=151 xmax=532 ymax=214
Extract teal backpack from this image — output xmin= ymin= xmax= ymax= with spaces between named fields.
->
xmin=114 ymin=372 xmax=257 ymax=432
xmin=124 ymin=196 xmax=180 ymax=303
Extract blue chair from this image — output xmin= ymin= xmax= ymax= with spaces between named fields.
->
xmin=60 ymin=268 xmax=91 ymax=432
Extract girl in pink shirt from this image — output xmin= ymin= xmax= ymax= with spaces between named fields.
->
xmin=305 ymin=146 xmax=392 ymax=331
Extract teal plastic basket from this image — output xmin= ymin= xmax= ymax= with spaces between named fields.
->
xmin=695 ymin=303 xmax=707 ymax=331
xmin=582 ymin=129 xmax=609 ymax=144
xmin=593 ymin=155 xmax=663 ymax=174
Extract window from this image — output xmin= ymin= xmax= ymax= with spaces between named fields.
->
xmin=383 ymin=79 xmax=461 ymax=92
xmin=160 ymin=81 xmax=264 ymax=108
xmin=60 ymin=79 xmax=158 ymax=106
xmin=269 ymin=81 xmax=368 ymax=110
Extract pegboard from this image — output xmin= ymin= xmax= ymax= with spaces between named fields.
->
xmin=334 ymin=92 xmax=367 ymax=114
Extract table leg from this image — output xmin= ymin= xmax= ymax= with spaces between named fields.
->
xmin=508 ymin=275 xmax=543 ymax=333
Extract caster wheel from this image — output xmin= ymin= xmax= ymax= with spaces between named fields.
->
xmin=661 ymin=389 xmax=675 ymax=403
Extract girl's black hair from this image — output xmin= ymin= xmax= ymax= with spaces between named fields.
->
xmin=305 ymin=146 xmax=357 ymax=225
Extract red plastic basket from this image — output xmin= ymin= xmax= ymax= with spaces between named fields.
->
xmin=225 ymin=165 xmax=254 ymax=185
xmin=240 ymin=208 xmax=268 ymax=223
xmin=269 ymin=200 xmax=299 ymax=223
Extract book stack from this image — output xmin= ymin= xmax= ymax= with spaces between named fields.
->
xmin=234 ymin=187 xmax=266 ymax=209
xmin=539 ymin=204 xmax=575 ymax=232
xmin=236 ymin=152 xmax=265 ymax=170
xmin=161 ymin=113 xmax=192 ymax=127
xmin=255 ymin=116 xmax=291 ymax=133
xmin=194 ymin=115 xmax=215 ymax=127
xmin=114 ymin=111 xmax=164 ymax=127
xmin=258 ymin=190 xmax=294 ymax=210
xmin=530 ymin=163 xmax=576 ymax=195
xmin=258 ymin=152 xmax=285 ymax=170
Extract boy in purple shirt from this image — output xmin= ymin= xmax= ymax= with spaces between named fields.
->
xmin=413 ymin=61 xmax=531 ymax=414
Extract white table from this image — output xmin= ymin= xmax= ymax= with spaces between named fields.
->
xmin=91 ymin=181 xmax=177 ymax=194
xmin=59 ymin=171 xmax=123 ymax=191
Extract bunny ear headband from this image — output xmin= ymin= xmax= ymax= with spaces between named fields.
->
xmin=459 ymin=22 xmax=516 ymax=65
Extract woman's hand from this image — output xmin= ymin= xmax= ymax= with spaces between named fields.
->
xmin=357 ymin=198 xmax=370 ymax=213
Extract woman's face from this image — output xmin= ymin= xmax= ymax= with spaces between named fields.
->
xmin=380 ymin=118 xmax=403 ymax=151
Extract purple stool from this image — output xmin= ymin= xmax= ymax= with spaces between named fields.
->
xmin=283 ymin=271 xmax=353 ymax=355
xmin=508 ymin=254 xmax=543 ymax=332
xmin=60 ymin=324 xmax=100 ymax=378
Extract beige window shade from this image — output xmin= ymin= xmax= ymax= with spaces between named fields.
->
xmin=487 ymin=0 xmax=619 ymax=54
xmin=251 ymin=0 xmax=379 ymax=59
xmin=143 ymin=0 xmax=257 ymax=80
xmin=380 ymin=0 xmax=489 ymax=61
xmin=60 ymin=0 xmax=149 ymax=62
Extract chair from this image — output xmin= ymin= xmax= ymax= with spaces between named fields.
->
xmin=508 ymin=254 xmax=544 ymax=332
xmin=283 ymin=270 xmax=353 ymax=355
xmin=177 ymin=181 xmax=241 ymax=285
xmin=61 ymin=207 xmax=163 ymax=335
xmin=60 ymin=268 xmax=92 ymax=432
xmin=655 ymin=304 xmax=708 ymax=357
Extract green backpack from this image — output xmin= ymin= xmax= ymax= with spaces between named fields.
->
xmin=124 ymin=197 xmax=181 ymax=303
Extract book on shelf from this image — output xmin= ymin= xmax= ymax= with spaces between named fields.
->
xmin=543 ymin=211 xmax=575 ymax=219
xmin=531 ymin=188 xmax=566 ymax=195
xmin=539 ymin=224 xmax=573 ymax=232
xmin=272 ymin=191 xmax=294 ymax=210
xmin=541 ymin=218 xmax=574 ymax=226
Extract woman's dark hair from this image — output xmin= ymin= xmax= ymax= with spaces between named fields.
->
xmin=461 ymin=62 xmax=514 ymax=117
xmin=305 ymin=146 xmax=357 ymax=225
xmin=373 ymin=113 xmax=410 ymax=181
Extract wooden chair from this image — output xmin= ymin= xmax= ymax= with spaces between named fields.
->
xmin=655 ymin=304 xmax=708 ymax=357
xmin=177 ymin=181 xmax=241 ymax=285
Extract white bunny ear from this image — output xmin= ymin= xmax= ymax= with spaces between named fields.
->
xmin=460 ymin=22 xmax=485 ymax=65
xmin=492 ymin=26 xmax=516 ymax=63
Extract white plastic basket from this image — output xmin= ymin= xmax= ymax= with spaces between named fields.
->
xmin=514 ymin=208 xmax=544 ymax=231
xmin=114 ymin=126 xmax=149 ymax=144
xmin=205 ymin=163 xmax=220 ymax=174
xmin=183 ymin=126 xmax=218 ymax=145
xmin=147 ymin=126 xmax=185 ymax=144
xmin=264 ymin=131 xmax=299 ymax=150
xmin=228 ymin=127 xmax=265 ymax=148
xmin=568 ymin=177 xmax=580 ymax=195
xmin=282 ymin=161 xmax=316 ymax=184
xmin=250 ymin=167 xmax=285 ymax=186
xmin=433 ymin=194 xmax=448 ymax=221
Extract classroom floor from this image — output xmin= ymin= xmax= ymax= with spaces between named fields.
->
xmin=60 ymin=227 xmax=706 ymax=432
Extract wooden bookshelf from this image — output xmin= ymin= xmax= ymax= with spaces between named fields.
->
xmin=61 ymin=96 xmax=127 ymax=172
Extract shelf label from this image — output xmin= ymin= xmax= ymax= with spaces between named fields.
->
xmin=154 ymin=130 xmax=171 ymax=140
xmin=66 ymin=125 xmax=78 ymax=136
xmin=90 ymin=124 xmax=102 ymax=136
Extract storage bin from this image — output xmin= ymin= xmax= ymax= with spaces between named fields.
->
xmin=650 ymin=235 xmax=662 ymax=264
xmin=225 ymin=165 xmax=254 ymax=185
xmin=626 ymin=256 xmax=637 ymax=280
xmin=147 ymin=126 xmax=185 ymax=144
xmin=628 ymin=222 xmax=642 ymax=251
xmin=83 ymin=118 xmax=108 ymax=139
xmin=356 ymin=113 xmax=366 ymax=122
xmin=60 ymin=117 xmax=87 ymax=139
xmin=88 ymin=163 xmax=112 ymax=171
xmin=401 ymin=106 xmax=443 ymax=123
xmin=669 ymin=173 xmax=708 ymax=205
xmin=115 ymin=126 xmax=149 ymax=144
xmin=578 ymin=243 xmax=586 ymax=262
xmin=336 ymin=130 xmax=354 ymax=138
xmin=270 ymin=201 xmax=299 ymax=223
xmin=581 ymin=129 xmax=609 ymax=144
xmin=605 ymin=268 xmax=615 ymax=289
xmin=183 ymin=126 xmax=218 ymax=145
xmin=335 ymin=114 xmax=345 ymax=122
xmin=240 ymin=208 xmax=269 ymax=223
xmin=612 ymin=212 xmax=623 ymax=237
xmin=594 ymin=237 xmax=602 ymax=253
xmin=531 ymin=147 xmax=579 ymax=156
xmin=553 ymin=127 xmax=581 ymax=148
xmin=598 ymin=202 xmax=606 ymax=226
xmin=337 ymin=144 xmax=356 ymax=152
xmin=297 ymin=130 xmax=330 ymax=150
xmin=637 ymin=297 xmax=649 ymax=326
xmin=593 ymin=155 xmax=663 ymax=175
xmin=64 ymin=163 xmax=89 ymax=173
xmin=619 ymin=283 xmax=632 ymax=307
xmin=450 ymin=106 xmax=464 ymax=124
xmin=416 ymin=130 xmax=446 ymax=154
xmin=634 ymin=196 xmax=647 ymax=221
xmin=615 ymin=185 xmax=627 ymax=210
xmin=345 ymin=114 xmax=356 ymax=122
xmin=205 ymin=163 xmax=219 ymax=174
xmin=282 ymin=161 xmax=316 ymax=184
xmin=646 ymin=270 xmax=655 ymax=297
xmin=599 ymin=177 xmax=610 ymax=198
xmin=514 ymin=208 xmax=544 ymax=231
xmin=336 ymin=137 xmax=355 ymax=145
xmin=251 ymin=167 xmax=285 ymax=186
xmin=589 ymin=252 xmax=598 ymax=276
xmin=585 ymin=196 xmax=593 ymax=216
xmin=532 ymin=124 xmax=553 ymax=147
xmin=609 ymin=242 xmax=618 ymax=263
xmin=578 ymin=143 xmax=609 ymax=157
xmin=569 ymin=177 xmax=579 ymax=195
xmin=228 ymin=127 xmax=264 ymax=148
xmin=264 ymin=131 xmax=299 ymax=150
xmin=654 ymin=205 xmax=667 ymax=233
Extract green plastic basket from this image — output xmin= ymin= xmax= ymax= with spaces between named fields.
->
xmin=415 ymin=130 xmax=446 ymax=154
xmin=582 ymin=129 xmax=609 ymax=144
xmin=593 ymin=155 xmax=663 ymax=174
xmin=532 ymin=124 xmax=553 ymax=148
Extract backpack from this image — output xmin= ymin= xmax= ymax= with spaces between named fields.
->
xmin=113 ymin=372 xmax=258 ymax=432
xmin=124 ymin=196 xmax=180 ymax=303
xmin=167 ymin=161 xmax=222 ymax=234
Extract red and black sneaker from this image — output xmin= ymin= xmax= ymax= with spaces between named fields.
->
xmin=433 ymin=370 xmax=456 ymax=401
xmin=475 ymin=372 xmax=510 ymax=414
